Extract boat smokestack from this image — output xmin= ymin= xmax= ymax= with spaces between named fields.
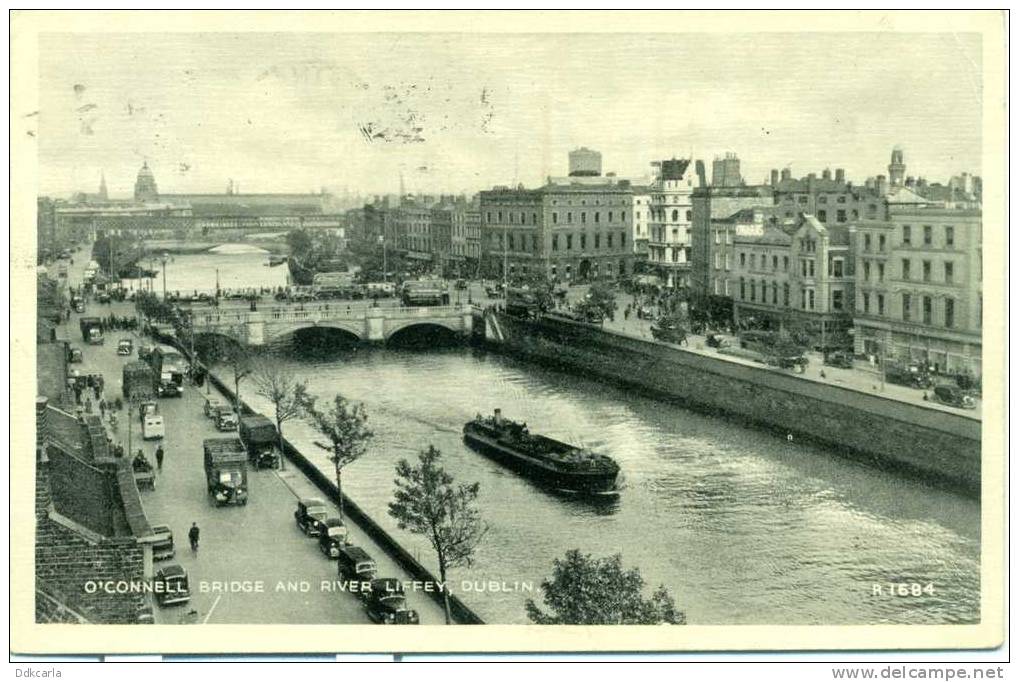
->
xmin=493 ymin=408 xmax=503 ymax=425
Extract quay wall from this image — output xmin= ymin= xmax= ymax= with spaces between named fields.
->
xmin=161 ymin=333 xmax=485 ymax=625
xmin=482 ymin=312 xmax=981 ymax=494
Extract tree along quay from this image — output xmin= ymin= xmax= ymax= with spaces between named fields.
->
xmin=159 ymin=333 xmax=486 ymax=625
xmin=478 ymin=310 xmax=981 ymax=496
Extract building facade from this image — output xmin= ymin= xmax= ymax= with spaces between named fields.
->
xmin=731 ymin=214 xmax=855 ymax=341
xmin=647 ymin=159 xmax=702 ymax=288
xmin=852 ymin=198 xmax=982 ymax=378
xmin=769 ymin=167 xmax=884 ymax=226
xmin=630 ymin=185 xmax=652 ymax=261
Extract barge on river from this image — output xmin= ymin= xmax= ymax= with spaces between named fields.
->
xmin=463 ymin=410 xmax=620 ymax=494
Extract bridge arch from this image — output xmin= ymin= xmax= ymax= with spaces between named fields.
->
xmin=263 ymin=320 xmax=365 ymax=344
xmin=383 ymin=319 xmax=464 ymax=343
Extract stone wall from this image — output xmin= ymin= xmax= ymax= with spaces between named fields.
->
xmin=487 ymin=312 xmax=981 ymax=493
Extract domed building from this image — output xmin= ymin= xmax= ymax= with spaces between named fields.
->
xmin=134 ymin=161 xmax=159 ymax=202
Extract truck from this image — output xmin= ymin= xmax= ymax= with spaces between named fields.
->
xmin=203 ymin=438 xmax=249 ymax=506
xmin=312 ymin=272 xmax=362 ymax=300
xmin=123 ymin=361 xmax=156 ymax=400
xmin=148 ymin=346 xmax=186 ymax=397
xmin=401 ymin=279 xmax=448 ymax=307
xmin=506 ymin=286 xmax=549 ymax=318
xmin=79 ymin=317 xmax=104 ymax=345
xmin=238 ymin=414 xmax=280 ymax=470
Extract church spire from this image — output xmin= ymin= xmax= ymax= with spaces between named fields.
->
xmin=98 ymin=171 xmax=108 ymax=201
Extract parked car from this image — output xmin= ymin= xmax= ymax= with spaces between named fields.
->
xmin=706 ymin=333 xmax=734 ymax=349
xmin=316 ymin=517 xmax=348 ymax=558
xmin=823 ymin=350 xmax=854 ymax=369
xmin=151 ymin=524 xmax=175 ymax=561
xmin=932 ymin=384 xmax=977 ymax=410
xmin=153 ymin=564 xmax=191 ymax=607
xmin=117 ymin=338 xmax=134 ymax=356
xmin=138 ymin=400 xmax=158 ymax=424
xmin=294 ymin=498 xmax=329 ymax=536
xmin=337 ymin=545 xmax=377 ymax=582
xmin=68 ymin=347 xmax=84 ymax=363
xmin=455 ymin=279 xmax=468 ymax=290
xmin=213 ymin=406 xmax=238 ymax=432
xmin=204 ymin=395 xmax=227 ymax=419
xmin=142 ymin=414 xmax=165 ymax=440
xmin=363 ymin=579 xmax=420 ymax=624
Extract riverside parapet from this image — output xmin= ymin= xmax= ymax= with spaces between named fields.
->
xmin=480 ymin=311 xmax=981 ymax=494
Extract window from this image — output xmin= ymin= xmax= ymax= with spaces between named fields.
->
xmin=714 ymin=279 xmax=721 ymax=295
xmin=837 ymin=196 xmax=847 ymax=204
xmin=800 ymin=288 xmax=806 ymax=309
xmin=833 ymin=290 xmax=844 ymax=310
xmin=863 ymin=292 xmax=870 ymax=314
xmin=783 ymin=283 xmax=790 ymax=307
xmin=902 ymin=259 xmax=911 ymax=280
xmin=945 ymin=299 xmax=955 ymax=328
xmin=819 ymin=196 xmax=828 ymax=205
xmin=580 ymin=233 xmax=586 ymax=249
xmin=772 ymin=282 xmax=778 ymax=305
xmin=621 ymin=211 xmax=626 ymax=222
xmin=922 ymin=260 xmax=931 ymax=282
xmin=877 ymin=294 xmax=885 ymax=316
xmin=945 ymin=226 xmax=955 ymax=247
xmin=833 ymin=258 xmax=844 ymax=277
xmin=902 ymin=293 xmax=911 ymax=321
xmin=809 ymin=259 xmax=815 ymax=277
xmin=740 ymin=252 xmax=747 ymax=267
xmin=772 ymin=255 xmax=778 ymax=270
xmin=902 ymin=225 xmax=911 ymax=245
xmin=552 ymin=212 xmax=558 ymax=224
xmin=923 ymin=296 xmax=932 ymax=324
xmin=751 ymin=254 xmax=757 ymax=269
xmin=567 ymin=212 xmax=573 ymax=224
xmin=608 ymin=211 xmax=613 ymax=222
xmin=595 ymin=233 xmax=600 ymax=249
xmin=581 ymin=212 xmax=587 ymax=224
xmin=498 ymin=211 xmax=503 ymax=222
xmin=878 ymin=262 xmax=885 ymax=282
xmin=566 ymin=234 xmax=573 ymax=250
xmin=552 ymin=235 xmax=559 ymax=251
xmin=532 ymin=235 xmax=538 ymax=251
xmin=724 ymin=279 xmax=730 ymax=296
xmin=945 ymin=261 xmax=954 ymax=283
xmin=836 ymin=209 xmax=846 ymax=223
xmin=608 ymin=233 xmax=614 ymax=248
xmin=714 ymin=253 xmax=722 ymax=269
xmin=686 ymin=210 xmax=692 ymax=221
xmin=783 ymin=256 xmax=789 ymax=271
xmin=508 ymin=234 xmax=515 ymax=251
xmin=818 ymin=210 xmax=827 ymax=222
xmin=801 ymin=259 xmax=807 ymax=277
xmin=864 ymin=261 xmax=871 ymax=281
xmin=798 ymin=196 xmax=808 ymax=205
xmin=594 ymin=212 xmax=600 ymax=224
xmin=808 ymin=289 xmax=815 ymax=310
xmin=715 ymin=231 xmax=721 ymax=244
xmin=725 ymin=254 xmax=732 ymax=271
xmin=923 ymin=225 xmax=932 ymax=245
xmin=879 ymin=234 xmax=886 ymax=251
xmin=486 ymin=211 xmax=492 ymax=223
xmin=740 ymin=277 xmax=746 ymax=299
xmin=750 ymin=280 xmax=756 ymax=301
xmin=726 ymin=232 xmax=732 ymax=245
xmin=621 ymin=232 xmax=626 ymax=247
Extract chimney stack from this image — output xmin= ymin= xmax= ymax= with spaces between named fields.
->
xmin=770 ymin=169 xmax=779 ymax=186
xmin=822 ymin=169 xmax=832 ymax=181
xmin=781 ymin=168 xmax=792 ymax=181
xmin=835 ymin=168 xmax=845 ymax=184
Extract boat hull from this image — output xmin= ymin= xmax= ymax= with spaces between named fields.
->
xmin=463 ymin=426 xmax=618 ymax=494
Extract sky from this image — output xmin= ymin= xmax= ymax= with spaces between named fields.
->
xmin=34 ymin=32 xmax=983 ymax=198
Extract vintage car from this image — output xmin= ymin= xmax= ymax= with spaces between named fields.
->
xmin=68 ymin=347 xmax=84 ymax=363
xmin=294 ymin=498 xmax=329 ymax=536
xmin=151 ymin=524 xmax=175 ymax=560
xmin=132 ymin=452 xmax=156 ymax=491
xmin=932 ymin=384 xmax=977 ymax=410
xmin=823 ymin=350 xmax=855 ymax=369
xmin=485 ymin=282 xmax=504 ymax=298
xmin=316 ymin=517 xmax=348 ymax=558
xmin=117 ymin=338 xmax=134 ymax=356
xmin=137 ymin=343 xmax=155 ymax=361
xmin=337 ymin=545 xmax=377 ymax=582
xmin=203 ymin=395 xmax=227 ymax=419
xmin=706 ymin=333 xmax=734 ymax=349
xmin=142 ymin=414 xmax=165 ymax=441
xmin=363 ymin=579 xmax=420 ymax=624
xmin=213 ymin=406 xmax=238 ymax=432
xmin=153 ymin=564 xmax=191 ymax=607
xmin=138 ymin=401 xmax=159 ymax=424
xmin=455 ymin=279 xmax=468 ymax=290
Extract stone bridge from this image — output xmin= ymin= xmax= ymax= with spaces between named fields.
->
xmin=187 ymin=302 xmax=474 ymax=346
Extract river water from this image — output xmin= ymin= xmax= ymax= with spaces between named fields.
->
xmin=189 ymin=248 xmax=980 ymax=626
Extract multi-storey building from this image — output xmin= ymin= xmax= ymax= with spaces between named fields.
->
xmin=769 ymin=167 xmax=884 ymax=226
xmin=691 ymin=184 xmax=775 ymax=304
xmin=464 ymin=201 xmax=483 ymax=271
xmin=731 ymin=214 xmax=855 ymax=341
xmin=647 ymin=158 xmax=702 ymax=288
xmin=479 ymin=179 xmax=635 ymax=283
xmin=852 ymin=194 xmax=982 ymax=378
xmin=630 ymin=185 xmax=652 ymax=262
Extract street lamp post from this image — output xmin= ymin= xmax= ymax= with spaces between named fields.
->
xmin=160 ymin=254 xmax=168 ymax=301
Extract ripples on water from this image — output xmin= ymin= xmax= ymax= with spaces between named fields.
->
xmin=193 ymin=251 xmax=980 ymax=625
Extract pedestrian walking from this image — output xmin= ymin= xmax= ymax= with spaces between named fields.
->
xmin=155 ymin=445 xmax=164 ymax=471
xmin=188 ymin=522 xmax=200 ymax=553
